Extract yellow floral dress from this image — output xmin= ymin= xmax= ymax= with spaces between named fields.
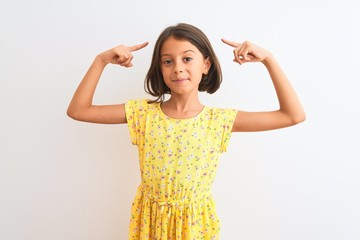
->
xmin=125 ymin=99 xmax=237 ymax=240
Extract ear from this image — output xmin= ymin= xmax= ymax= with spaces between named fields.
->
xmin=203 ymin=57 xmax=211 ymax=75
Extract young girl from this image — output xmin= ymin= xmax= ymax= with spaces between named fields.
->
xmin=67 ymin=23 xmax=305 ymax=240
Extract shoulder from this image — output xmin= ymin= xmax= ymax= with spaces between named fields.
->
xmin=125 ymin=99 xmax=149 ymax=108
xmin=126 ymin=98 xmax=160 ymax=111
xmin=203 ymin=106 xmax=238 ymax=130
xmin=125 ymin=99 xmax=161 ymax=118
xmin=206 ymin=106 xmax=238 ymax=119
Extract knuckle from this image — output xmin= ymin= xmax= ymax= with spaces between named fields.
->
xmin=115 ymin=45 xmax=124 ymax=50
xmin=244 ymin=40 xmax=252 ymax=46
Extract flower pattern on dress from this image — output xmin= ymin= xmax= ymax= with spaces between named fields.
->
xmin=125 ymin=99 xmax=237 ymax=240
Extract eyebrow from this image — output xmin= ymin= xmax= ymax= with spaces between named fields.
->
xmin=160 ymin=50 xmax=196 ymax=57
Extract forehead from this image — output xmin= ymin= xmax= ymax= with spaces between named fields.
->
xmin=160 ymin=36 xmax=200 ymax=55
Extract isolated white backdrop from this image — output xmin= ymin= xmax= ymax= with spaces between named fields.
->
xmin=1 ymin=0 xmax=359 ymax=239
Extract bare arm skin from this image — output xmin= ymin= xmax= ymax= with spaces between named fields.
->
xmin=67 ymin=42 xmax=148 ymax=124
xmin=221 ymin=39 xmax=306 ymax=132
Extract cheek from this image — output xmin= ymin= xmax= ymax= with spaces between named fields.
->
xmin=161 ymin=67 xmax=174 ymax=79
xmin=161 ymin=68 xmax=168 ymax=79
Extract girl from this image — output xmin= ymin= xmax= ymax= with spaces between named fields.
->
xmin=67 ymin=23 xmax=305 ymax=240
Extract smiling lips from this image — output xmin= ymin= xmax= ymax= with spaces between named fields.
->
xmin=172 ymin=78 xmax=189 ymax=82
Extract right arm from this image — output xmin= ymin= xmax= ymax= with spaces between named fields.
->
xmin=66 ymin=42 xmax=148 ymax=124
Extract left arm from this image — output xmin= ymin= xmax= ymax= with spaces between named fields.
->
xmin=222 ymin=39 xmax=306 ymax=132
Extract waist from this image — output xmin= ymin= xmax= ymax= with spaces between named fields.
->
xmin=138 ymin=183 xmax=212 ymax=207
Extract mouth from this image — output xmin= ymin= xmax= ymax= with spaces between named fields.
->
xmin=172 ymin=78 xmax=189 ymax=82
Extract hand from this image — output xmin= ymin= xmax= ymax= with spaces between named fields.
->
xmin=97 ymin=42 xmax=149 ymax=67
xmin=221 ymin=39 xmax=270 ymax=65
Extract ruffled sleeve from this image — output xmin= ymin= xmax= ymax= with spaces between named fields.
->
xmin=125 ymin=99 xmax=149 ymax=145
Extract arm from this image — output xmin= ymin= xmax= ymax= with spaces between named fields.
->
xmin=66 ymin=42 xmax=148 ymax=124
xmin=221 ymin=39 xmax=306 ymax=132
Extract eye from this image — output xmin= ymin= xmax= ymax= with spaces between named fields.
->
xmin=184 ymin=57 xmax=193 ymax=62
xmin=163 ymin=59 xmax=172 ymax=64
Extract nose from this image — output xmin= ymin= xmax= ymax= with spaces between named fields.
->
xmin=174 ymin=61 xmax=184 ymax=73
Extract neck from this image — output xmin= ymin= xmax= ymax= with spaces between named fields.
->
xmin=165 ymin=93 xmax=202 ymax=112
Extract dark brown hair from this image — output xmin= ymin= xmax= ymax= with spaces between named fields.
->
xmin=145 ymin=23 xmax=222 ymax=102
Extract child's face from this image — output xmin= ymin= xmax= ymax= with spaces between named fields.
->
xmin=160 ymin=36 xmax=210 ymax=96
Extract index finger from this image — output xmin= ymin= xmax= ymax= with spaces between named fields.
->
xmin=221 ymin=38 xmax=240 ymax=48
xmin=128 ymin=42 xmax=149 ymax=52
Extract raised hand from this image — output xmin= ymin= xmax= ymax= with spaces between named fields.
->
xmin=221 ymin=39 xmax=270 ymax=65
xmin=98 ymin=42 xmax=149 ymax=68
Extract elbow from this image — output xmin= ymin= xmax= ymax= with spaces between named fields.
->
xmin=290 ymin=111 xmax=306 ymax=125
xmin=66 ymin=108 xmax=75 ymax=119
xmin=67 ymin=106 xmax=93 ymax=122
xmin=67 ymin=107 xmax=80 ymax=120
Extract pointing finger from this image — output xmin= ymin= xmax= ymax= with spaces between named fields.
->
xmin=128 ymin=42 xmax=149 ymax=52
xmin=221 ymin=38 xmax=240 ymax=48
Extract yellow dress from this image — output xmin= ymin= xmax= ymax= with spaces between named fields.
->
xmin=125 ymin=99 xmax=237 ymax=240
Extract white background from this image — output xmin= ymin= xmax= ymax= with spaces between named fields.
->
xmin=1 ymin=0 xmax=359 ymax=239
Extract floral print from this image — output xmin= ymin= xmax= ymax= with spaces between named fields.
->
xmin=125 ymin=99 xmax=237 ymax=240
